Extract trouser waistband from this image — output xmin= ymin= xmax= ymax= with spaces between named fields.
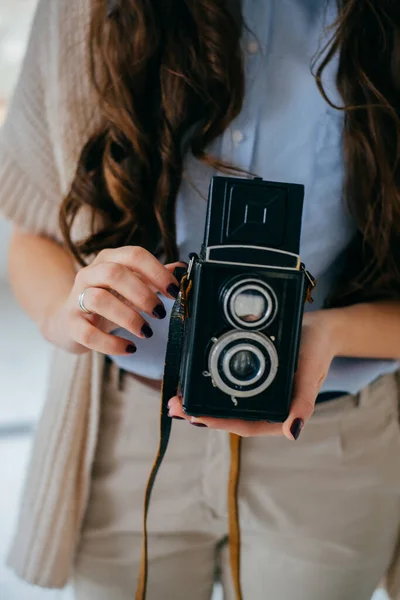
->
xmin=106 ymin=357 xmax=350 ymax=406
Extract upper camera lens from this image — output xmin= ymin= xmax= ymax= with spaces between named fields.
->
xmin=233 ymin=289 xmax=269 ymax=324
xmin=223 ymin=278 xmax=278 ymax=330
xmin=229 ymin=349 xmax=261 ymax=381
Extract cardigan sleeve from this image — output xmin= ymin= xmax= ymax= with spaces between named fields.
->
xmin=0 ymin=0 xmax=63 ymax=244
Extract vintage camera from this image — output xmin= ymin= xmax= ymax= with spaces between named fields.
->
xmin=174 ymin=176 xmax=314 ymax=423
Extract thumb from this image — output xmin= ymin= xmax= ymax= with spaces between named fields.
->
xmin=282 ymin=357 xmax=326 ymax=441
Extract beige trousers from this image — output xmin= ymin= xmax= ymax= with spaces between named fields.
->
xmin=72 ymin=362 xmax=400 ymax=600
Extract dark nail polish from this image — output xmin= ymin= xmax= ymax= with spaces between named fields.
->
xmin=290 ymin=418 xmax=304 ymax=440
xmin=167 ymin=283 xmax=180 ymax=299
xmin=126 ymin=344 xmax=136 ymax=354
xmin=141 ymin=323 xmax=153 ymax=339
xmin=152 ymin=304 xmax=166 ymax=319
xmin=190 ymin=422 xmax=208 ymax=428
xmin=172 ymin=416 xmax=185 ymax=421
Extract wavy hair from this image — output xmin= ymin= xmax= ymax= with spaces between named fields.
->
xmin=60 ymin=0 xmax=244 ymax=264
xmin=319 ymin=0 xmax=400 ymax=303
xmin=59 ymin=0 xmax=400 ymax=303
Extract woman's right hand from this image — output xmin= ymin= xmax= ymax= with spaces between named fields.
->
xmin=42 ymin=246 xmax=185 ymax=355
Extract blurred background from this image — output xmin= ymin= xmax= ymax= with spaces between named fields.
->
xmin=0 ymin=1 xmax=389 ymax=599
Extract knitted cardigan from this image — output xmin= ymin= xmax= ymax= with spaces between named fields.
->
xmin=0 ymin=0 xmax=399 ymax=596
xmin=0 ymin=0 xmax=105 ymax=587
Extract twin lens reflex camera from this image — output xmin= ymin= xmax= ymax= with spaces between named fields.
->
xmin=168 ymin=176 xmax=314 ymax=423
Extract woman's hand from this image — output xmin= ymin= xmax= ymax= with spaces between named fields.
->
xmin=168 ymin=310 xmax=343 ymax=440
xmin=42 ymin=246 xmax=185 ymax=355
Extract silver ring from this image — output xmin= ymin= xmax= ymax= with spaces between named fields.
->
xmin=78 ymin=289 xmax=93 ymax=315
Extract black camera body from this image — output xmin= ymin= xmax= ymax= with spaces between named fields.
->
xmin=177 ymin=176 xmax=310 ymax=423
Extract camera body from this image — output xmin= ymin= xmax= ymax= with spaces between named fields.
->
xmin=177 ymin=176 xmax=310 ymax=423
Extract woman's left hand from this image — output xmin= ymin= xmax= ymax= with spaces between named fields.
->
xmin=168 ymin=309 xmax=343 ymax=440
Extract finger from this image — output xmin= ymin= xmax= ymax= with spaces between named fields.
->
xmin=131 ymin=262 xmax=188 ymax=294
xmin=189 ymin=417 xmax=283 ymax=437
xmin=77 ymin=263 xmax=166 ymax=320
xmin=164 ymin=261 xmax=188 ymax=274
xmin=282 ymin=356 xmax=325 ymax=441
xmin=168 ymin=396 xmax=284 ymax=437
xmin=92 ymin=247 xmax=182 ymax=299
xmin=76 ymin=287 xmax=152 ymax=339
xmin=167 ymin=396 xmax=191 ymax=422
xmin=71 ymin=317 xmax=138 ymax=356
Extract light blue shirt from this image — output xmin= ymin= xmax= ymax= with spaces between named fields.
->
xmin=112 ymin=0 xmax=398 ymax=393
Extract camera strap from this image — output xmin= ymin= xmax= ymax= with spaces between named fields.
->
xmin=134 ymin=277 xmax=186 ymax=600
xmin=135 ymin=265 xmax=316 ymax=600
xmin=134 ymin=272 xmax=244 ymax=600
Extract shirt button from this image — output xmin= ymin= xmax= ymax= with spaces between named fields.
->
xmin=232 ymin=130 xmax=244 ymax=145
xmin=247 ymin=40 xmax=259 ymax=55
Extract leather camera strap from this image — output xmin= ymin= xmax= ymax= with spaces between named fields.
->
xmin=134 ymin=272 xmax=244 ymax=600
xmin=135 ymin=277 xmax=186 ymax=600
xmin=135 ymin=266 xmax=316 ymax=600
xmin=228 ymin=433 xmax=243 ymax=600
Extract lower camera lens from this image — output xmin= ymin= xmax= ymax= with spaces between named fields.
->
xmin=208 ymin=330 xmax=279 ymax=398
xmin=229 ymin=350 xmax=261 ymax=382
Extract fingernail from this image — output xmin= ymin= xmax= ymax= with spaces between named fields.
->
xmin=167 ymin=283 xmax=180 ymax=299
xmin=167 ymin=407 xmax=184 ymax=420
xmin=126 ymin=344 xmax=136 ymax=354
xmin=152 ymin=304 xmax=166 ymax=319
xmin=190 ymin=418 xmax=208 ymax=428
xmin=169 ymin=414 xmax=185 ymax=420
xmin=290 ymin=418 xmax=304 ymax=440
xmin=141 ymin=323 xmax=153 ymax=339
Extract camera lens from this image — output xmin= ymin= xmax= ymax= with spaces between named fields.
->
xmin=233 ymin=289 xmax=268 ymax=324
xmin=222 ymin=343 xmax=265 ymax=387
xmin=208 ymin=331 xmax=278 ymax=398
xmin=223 ymin=278 xmax=278 ymax=330
xmin=229 ymin=349 xmax=261 ymax=381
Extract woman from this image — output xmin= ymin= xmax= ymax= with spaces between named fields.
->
xmin=1 ymin=0 xmax=400 ymax=598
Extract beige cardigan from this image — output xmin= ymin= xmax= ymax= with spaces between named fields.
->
xmin=0 ymin=0 xmax=399 ymax=596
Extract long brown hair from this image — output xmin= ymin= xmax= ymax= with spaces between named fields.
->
xmin=60 ymin=0 xmax=244 ymax=264
xmin=60 ymin=0 xmax=400 ymax=303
